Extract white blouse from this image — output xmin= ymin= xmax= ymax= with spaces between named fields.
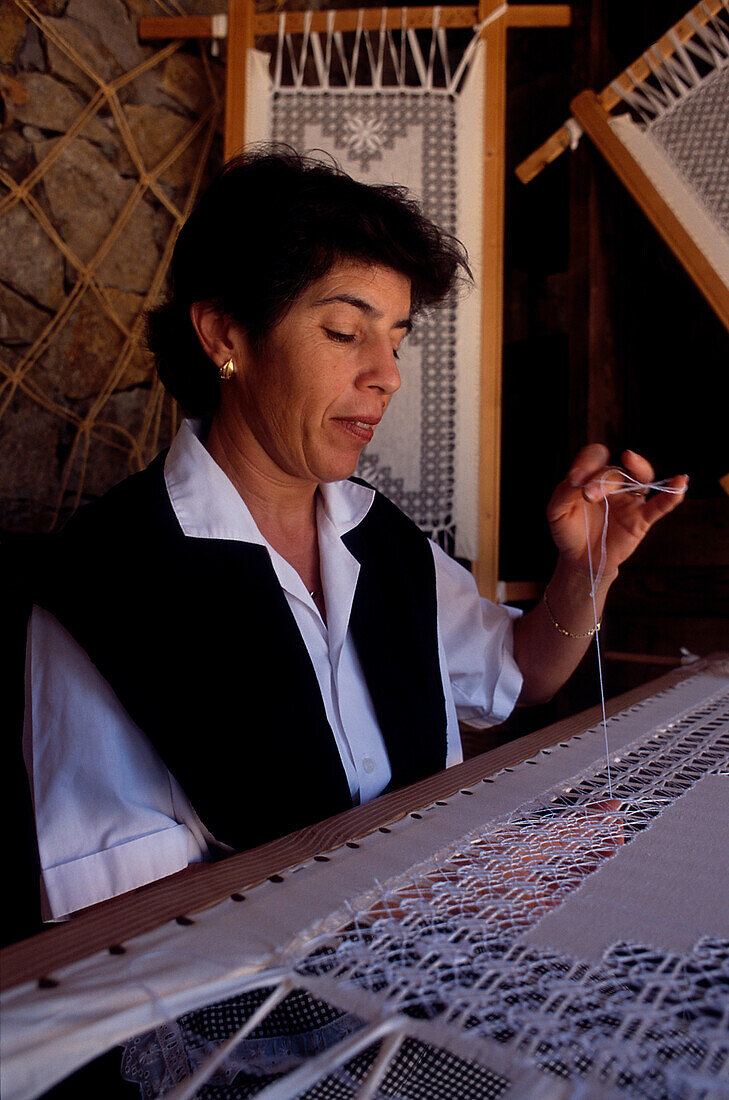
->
xmin=24 ymin=420 xmax=522 ymax=919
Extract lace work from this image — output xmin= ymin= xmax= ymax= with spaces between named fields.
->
xmin=610 ymin=1 xmax=729 ymax=238
xmin=121 ymin=680 xmax=729 ymax=1098
xmin=272 ymin=88 xmax=459 ymax=552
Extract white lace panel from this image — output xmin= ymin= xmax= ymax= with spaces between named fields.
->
xmin=119 ymin=675 xmax=729 ymax=1100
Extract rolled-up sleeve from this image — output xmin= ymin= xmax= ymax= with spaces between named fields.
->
xmin=24 ymin=606 xmax=212 ymax=919
xmin=432 ymin=544 xmax=523 ymax=729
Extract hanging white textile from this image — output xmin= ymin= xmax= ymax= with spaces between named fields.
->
xmin=245 ymin=16 xmax=487 ymax=558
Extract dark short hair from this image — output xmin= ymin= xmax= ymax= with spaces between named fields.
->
xmin=147 ymin=147 xmax=470 ymax=417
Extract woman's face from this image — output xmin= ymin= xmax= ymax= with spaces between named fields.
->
xmin=222 ymin=261 xmax=411 ymax=485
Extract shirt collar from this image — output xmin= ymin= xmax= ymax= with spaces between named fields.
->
xmin=164 ymin=419 xmax=375 ymax=543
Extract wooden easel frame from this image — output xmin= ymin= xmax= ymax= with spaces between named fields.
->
xmin=569 ymin=90 xmax=729 ymax=335
xmin=140 ymin=3 xmax=572 ymax=601
xmin=517 ymin=0 xmax=729 ymax=336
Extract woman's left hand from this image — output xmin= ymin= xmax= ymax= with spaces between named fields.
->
xmin=546 ymin=444 xmax=688 ymax=581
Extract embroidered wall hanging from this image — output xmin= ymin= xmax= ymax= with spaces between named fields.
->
xmin=244 ymin=15 xmax=488 ymax=558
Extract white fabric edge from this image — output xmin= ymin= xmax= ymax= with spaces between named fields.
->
xmin=245 ymin=49 xmax=273 ymax=149
xmin=42 ymin=826 xmax=192 ymax=921
xmin=454 ymin=40 xmax=485 ymax=561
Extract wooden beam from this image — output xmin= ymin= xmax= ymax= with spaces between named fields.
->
xmin=139 ymin=6 xmax=571 ymax=40
xmin=139 ymin=14 xmax=224 ymax=40
xmin=472 ymin=0 xmax=508 ymax=602
xmin=603 ymin=651 xmax=685 ymax=666
xmin=256 ymin=6 xmax=571 ymax=34
xmin=224 ymin=0 xmax=255 ymax=160
xmin=570 ymin=89 xmax=729 ymax=335
xmin=516 ymin=0 xmax=727 ymax=184
xmin=507 ymin=4 xmax=571 ymax=28
xmin=515 ymin=125 xmax=572 ymax=184
xmin=255 ymin=6 xmax=478 ymax=33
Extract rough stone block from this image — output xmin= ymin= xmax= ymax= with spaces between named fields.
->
xmin=0 ymin=392 xmax=61 ymax=511
xmin=0 ymin=0 xmax=27 ymax=65
xmin=0 ymin=202 xmax=65 ymax=311
xmin=45 ymin=17 xmax=116 ymax=99
xmin=34 ymin=0 xmax=68 ymax=15
xmin=22 ymin=125 xmax=43 ymax=143
xmin=33 ymin=135 xmax=135 ymax=267
xmin=0 ymin=130 xmax=34 ymax=183
xmin=63 ymin=386 xmax=164 ymax=500
xmin=1 ymin=0 xmax=216 ymax=533
xmin=35 ymin=289 xmax=153 ymax=400
xmin=0 ymin=282 xmax=51 ymax=356
xmin=17 ymin=17 xmax=45 ymax=70
xmin=15 ymin=73 xmax=113 ymax=146
xmin=66 ymin=0 xmax=146 ymax=74
xmin=96 ymin=199 xmax=168 ymax=293
xmin=123 ymin=103 xmax=206 ymax=188
xmin=161 ymin=54 xmax=215 ymax=117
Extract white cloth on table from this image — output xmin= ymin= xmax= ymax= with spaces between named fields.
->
xmin=24 ymin=420 xmax=522 ymax=919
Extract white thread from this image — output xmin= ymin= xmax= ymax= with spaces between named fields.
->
xmin=610 ymin=4 xmax=729 ymax=123
xmin=447 ymin=4 xmax=507 ymax=92
xmin=564 ymin=117 xmax=583 ymax=150
xmin=582 ymin=471 xmax=686 ymax=800
xmin=587 ymin=471 xmax=685 ymax=594
xmin=269 ymin=9 xmax=490 ymax=95
xmin=583 ymin=497 xmax=612 ymax=797
xmin=474 ymin=2 xmax=509 ymax=33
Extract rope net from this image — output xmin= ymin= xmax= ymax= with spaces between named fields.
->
xmin=121 ymin=671 xmax=729 ymax=1099
xmin=0 ymin=0 xmax=222 ymax=531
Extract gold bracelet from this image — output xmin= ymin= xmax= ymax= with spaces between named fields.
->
xmin=543 ymin=588 xmax=601 ymax=639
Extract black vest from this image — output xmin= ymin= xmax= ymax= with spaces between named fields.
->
xmin=30 ymin=456 xmax=447 ymax=852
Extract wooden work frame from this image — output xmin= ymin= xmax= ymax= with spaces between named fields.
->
xmin=569 ymin=90 xmax=729 ymax=336
xmin=1 ymin=656 xmax=713 ymax=993
xmin=516 ymin=0 xmax=728 ymax=183
xmin=139 ymin=2 xmax=572 ymax=603
xmin=517 ymin=0 xmax=729 ymax=336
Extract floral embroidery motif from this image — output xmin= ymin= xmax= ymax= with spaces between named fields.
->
xmin=340 ymin=111 xmax=388 ymax=167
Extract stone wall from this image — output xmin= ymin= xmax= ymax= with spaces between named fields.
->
xmin=0 ymin=0 xmax=225 ymax=531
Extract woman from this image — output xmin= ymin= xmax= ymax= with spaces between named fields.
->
xmin=23 ymin=149 xmax=687 ymax=923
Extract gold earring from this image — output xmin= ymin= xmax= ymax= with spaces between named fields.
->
xmin=219 ymin=358 xmax=236 ymax=380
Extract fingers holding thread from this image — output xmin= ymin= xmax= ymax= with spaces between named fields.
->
xmin=548 ymin=446 xmax=688 ymax=580
xmin=621 ymin=449 xmax=655 ymax=485
xmin=640 ymin=474 xmax=689 ymax=527
xmin=569 ymin=446 xmax=672 ymax=505
xmin=567 ymin=444 xmax=610 ymax=489
xmin=583 ymin=467 xmax=631 ymax=503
